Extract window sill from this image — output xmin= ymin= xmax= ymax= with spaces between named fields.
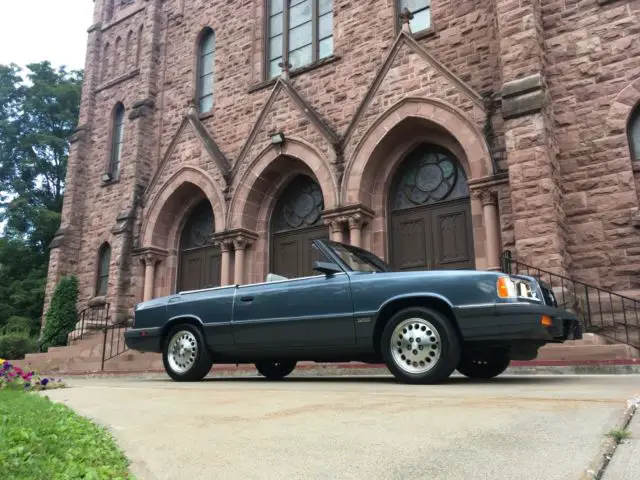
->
xmin=413 ymin=27 xmax=437 ymax=41
xmin=248 ymin=55 xmax=341 ymax=94
xmin=88 ymin=296 xmax=108 ymax=308
xmin=101 ymin=176 xmax=120 ymax=187
xmin=199 ymin=111 xmax=214 ymax=121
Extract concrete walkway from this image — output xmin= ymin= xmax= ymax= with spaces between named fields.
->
xmin=602 ymin=402 xmax=640 ymax=480
xmin=43 ymin=374 xmax=640 ymax=480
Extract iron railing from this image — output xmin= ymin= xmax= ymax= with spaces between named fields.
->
xmin=39 ymin=303 xmax=111 ymax=352
xmin=501 ymin=251 xmax=640 ymax=349
xmin=101 ymin=319 xmax=131 ymax=370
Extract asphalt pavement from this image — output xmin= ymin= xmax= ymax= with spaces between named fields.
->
xmin=42 ymin=373 xmax=640 ymax=480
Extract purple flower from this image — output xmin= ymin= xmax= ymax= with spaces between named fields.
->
xmin=40 ymin=378 xmax=49 ymax=386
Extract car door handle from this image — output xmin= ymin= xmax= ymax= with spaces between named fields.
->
xmin=240 ymin=296 xmax=254 ymax=302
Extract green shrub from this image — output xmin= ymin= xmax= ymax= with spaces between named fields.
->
xmin=2 ymin=316 xmax=32 ymax=334
xmin=39 ymin=275 xmax=79 ymax=351
xmin=0 ymin=331 xmax=37 ymax=359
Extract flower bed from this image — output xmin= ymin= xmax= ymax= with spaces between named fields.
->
xmin=0 ymin=358 xmax=66 ymax=391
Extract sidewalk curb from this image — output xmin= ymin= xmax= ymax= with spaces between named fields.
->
xmin=580 ymin=397 xmax=640 ymax=480
xmin=34 ymin=361 xmax=640 ymax=378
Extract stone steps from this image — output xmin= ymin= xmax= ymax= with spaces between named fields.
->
xmin=11 ymin=332 xmax=640 ymax=375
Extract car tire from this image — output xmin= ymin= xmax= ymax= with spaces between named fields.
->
xmin=162 ymin=324 xmax=213 ymax=382
xmin=381 ymin=307 xmax=461 ymax=385
xmin=255 ymin=360 xmax=297 ymax=380
xmin=456 ymin=348 xmax=511 ymax=380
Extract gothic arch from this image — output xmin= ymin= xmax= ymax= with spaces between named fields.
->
xmin=142 ymin=166 xmax=226 ymax=250
xmin=342 ymin=97 xmax=493 ymax=206
xmin=607 ymin=78 xmax=640 ymax=136
xmin=228 ymin=137 xmax=338 ymax=231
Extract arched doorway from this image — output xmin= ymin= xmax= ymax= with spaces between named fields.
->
xmin=178 ymin=199 xmax=221 ymax=291
xmin=389 ymin=143 xmax=475 ymax=271
xmin=270 ymin=174 xmax=329 ymax=278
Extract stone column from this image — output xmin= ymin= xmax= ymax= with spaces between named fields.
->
xmin=142 ymin=253 xmax=160 ymax=301
xmin=480 ymin=190 xmax=501 ymax=271
xmin=219 ymin=240 xmax=232 ymax=286
xmin=326 ymin=218 xmax=347 ymax=243
xmin=233 ymin=236 xmax=253 ymax=285
xmin=348 ymin=214 xmax=365 ymax=248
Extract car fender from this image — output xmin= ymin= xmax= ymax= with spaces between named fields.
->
xmin=373 ymin=292 xmax=457 ymax=326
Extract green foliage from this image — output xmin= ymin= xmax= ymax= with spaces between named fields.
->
xmin=0 ymin=332 xmax=36 ymax=360
xmin=0 ymin=389 xmax=134 ymax=480
xmin=39 ymin=275 xmax=79 ymax=351
xmin=0 ymin=61 xmax=82 ymax=338
xmin=3 ymin=316 xmax=32 ymax=334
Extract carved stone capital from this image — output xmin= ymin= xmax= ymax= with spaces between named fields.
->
xmin=471 ymin=188 xmax=498 ymax=207
xmin=348 ymin=213 xmax=366 ymax=230
xmin=134 ymin=246 xmax=168 ymax=265
xmin=323 ymin=204 xmax=375 ymax=233
xmin=213 ymin=229 xmax=258 ymax=251
xmin=233 ymin=235 xmax=252 ymax=251
xmin=324 ymin=216 xmax=348 ymax=233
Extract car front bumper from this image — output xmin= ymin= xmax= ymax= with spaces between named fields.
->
xmin=455 ymin=302 xmax=582 ymax=343
xmin=124 ymin=327 xmax=163 ymax=353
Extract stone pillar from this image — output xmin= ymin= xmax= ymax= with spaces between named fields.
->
xmin=219 ymin=240 xmax=232 ymax=286
xmin=480 ymin=191 xmax=501 ymax=271
xmin=349 ymin=215 xmax=364 ymax=248
xmin=327 ymin=218 xmax=346 ymax=243
xmin=495 ymin=0 xmax=568 ymax=274
xmin=233 ymin=236 xmax=253 ymax=285
xmin=142 ymin=253 xmax=159 ymax=301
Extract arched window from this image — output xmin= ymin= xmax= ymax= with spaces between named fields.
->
xmin=96 ymin=243 xmax=111 ymax=296
xmin=197 ymin=28 xmax=216 ymax=113
xmin=629 ymin=105 xmax=640 ymax=162
xmin=108 ymin=103 xmax=125 ymax=178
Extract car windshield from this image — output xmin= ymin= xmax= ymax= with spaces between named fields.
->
xmin=323 ymin=240 xmax=392 ymax=273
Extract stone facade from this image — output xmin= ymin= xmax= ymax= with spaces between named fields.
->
xmin=44 ymin=0 xmax=640 ymax=324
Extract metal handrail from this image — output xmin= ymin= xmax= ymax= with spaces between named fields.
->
xmin=501 ymin=251 xmax=639 ymax=349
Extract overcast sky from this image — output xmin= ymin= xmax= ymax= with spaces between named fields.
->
xmin=0 ymin=0 xmax=94 ymax=72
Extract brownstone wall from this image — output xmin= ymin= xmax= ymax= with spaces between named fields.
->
xmin=544 ymin=0 xmax=640 ymax=290
xmin=46 ymin=0 xmax=640 ymax=324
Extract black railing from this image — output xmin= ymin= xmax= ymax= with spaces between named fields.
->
xmin=501 ymin=251 xmax=640 ymax=350
xmin=39 ymin=303 xmax=111 ymax=352
xmin=101 ymin=319 xmax=131 ymax=370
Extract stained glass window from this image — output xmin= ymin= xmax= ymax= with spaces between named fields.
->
xmin=271 ymin=175 xmax=325 ymax=232
xmin=390 ymin=144 xmax=469 ymax=211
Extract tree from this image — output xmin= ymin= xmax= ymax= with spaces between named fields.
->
xmin=0 ymin=62 xmax=83 ymax=336
xmin=0 ymin=61 xmax=83 ymax=252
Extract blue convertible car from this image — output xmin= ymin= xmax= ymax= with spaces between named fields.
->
xmin=125 ymin=239 xmax=580 ymax=384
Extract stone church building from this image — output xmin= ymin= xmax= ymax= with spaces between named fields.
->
xmin=45 ymin=0 xmax=640 ymax=326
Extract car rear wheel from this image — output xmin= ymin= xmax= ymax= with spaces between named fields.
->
xmin=255 ymin=360 xmax=297 ymax=380
xmin=456 ymin=348 xmax=511 ymax=380
xmin=381 ymin=307 xmax=461 ymax=384
xmin=162 ymin=324 xmax=213 ymax=382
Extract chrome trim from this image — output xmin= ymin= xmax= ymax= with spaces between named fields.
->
xmin=456 ymin=303 xmax=496 ymax=310
xmin=178 ymin=284 xmax=236 ymax=295
xmin=235 ymin=272 xmax=348 ymax=289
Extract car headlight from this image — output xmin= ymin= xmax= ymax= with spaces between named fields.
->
xmin=497 ymin=276 xmax=539 ymax=301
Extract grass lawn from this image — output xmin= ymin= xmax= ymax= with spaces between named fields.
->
xmin=0 ymin=389 xmax=134 ymax=480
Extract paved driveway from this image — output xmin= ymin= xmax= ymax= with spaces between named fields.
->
xmin=44 ymin=373 xmax=640 ymax=480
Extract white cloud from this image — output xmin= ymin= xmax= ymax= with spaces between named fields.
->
xmin=0 ymin=0 xmax=94 ymax=72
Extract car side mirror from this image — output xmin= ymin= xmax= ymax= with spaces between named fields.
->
xmin=313 ymin=261 xmax=342 ymax=276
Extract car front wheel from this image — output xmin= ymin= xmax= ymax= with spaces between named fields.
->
xmin=162 ymin=324 xmax=213 ymax=382
xmin=255 ymin=360 xmax=297 ymax=380
xmin=456 ymin=348 xmax=511 ymax=380
xmin=381 ymin=307 xmax=461 ymax=384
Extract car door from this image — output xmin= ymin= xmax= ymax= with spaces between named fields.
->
xmin=231 ymin=272 xmax=356 ymax=350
